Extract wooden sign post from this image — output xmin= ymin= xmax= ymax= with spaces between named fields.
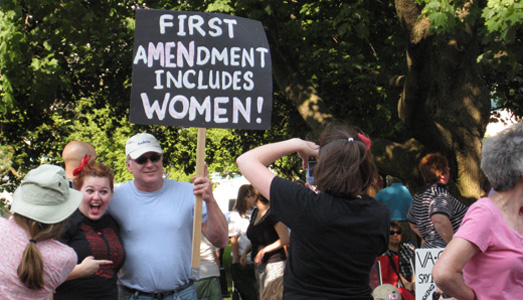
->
xmin=191 ymin=127 xmax=206 ymax=279
xmin=130 ymin=9 xmax=272 ymax=280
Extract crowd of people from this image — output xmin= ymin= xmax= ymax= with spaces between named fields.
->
xmin=1 ymin=122 xmax=522 ymax=300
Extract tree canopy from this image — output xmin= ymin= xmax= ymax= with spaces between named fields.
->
xmin=0 ymin=0 xmax=522 ymax=203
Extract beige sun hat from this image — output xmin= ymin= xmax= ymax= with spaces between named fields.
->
xmin=372 ymin=284 xmax=402 ymax=300
xmin=10 ymin=164 xmax=82 ymax=224
xmin=125 ymin=132 xmax=163 ymax=159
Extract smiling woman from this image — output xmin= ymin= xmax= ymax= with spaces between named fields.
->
xmin=54 ymin=161 xmax=126 ymax=300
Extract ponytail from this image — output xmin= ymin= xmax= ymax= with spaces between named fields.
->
xmin=13 ymin=214 xmax=67 ymax=290
xmin=17 ymin=241 xmax=45 ymax=290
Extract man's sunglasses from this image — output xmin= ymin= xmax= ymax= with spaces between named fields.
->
xmin=135 ymin=154 xmax=162 ymax=165
xmin=390 ymin=230 xmax=402 ymax=235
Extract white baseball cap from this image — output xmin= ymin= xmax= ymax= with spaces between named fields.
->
xmin=11 ymin=164 xmax=82 ymax=224
xmin=125 ymin=133 xmax=163 ymax=159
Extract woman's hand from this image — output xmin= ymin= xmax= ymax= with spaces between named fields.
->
xmin=252 ymin=222 xmax=290 ymax=265
xmin=254 ymin=248 xmax=266 ymax=264
xmin=77 ymin=256 xmax=113 ymax=276
xmin=296 ymin=139 xmax=320 ymax=170
xmin=237 ymin=138 xmax=319 ymax=200
xmin=240 ymin=252 xmax=248 ymax=266
xmin=68 ymin=256 xmax=113 ymax=280
xmin=240 ymin=244 xmax=252 ymax=266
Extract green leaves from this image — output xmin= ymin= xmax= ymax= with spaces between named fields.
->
xmin=483 ymin=0 xmax=523 ymax=44
xmin=416 ymin=0 xmax=462 ymax=34
xmin=206 ymin=0 xmax=234 ymax=13
xmin=416 ymin=0 xmax=523 ymax=45
xmin=0 ymin=0 xmax=521 ymax=191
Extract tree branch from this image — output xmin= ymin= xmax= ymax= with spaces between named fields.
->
xmin=265 ymin=25 xmax=335 ymax=133
xmin=364 ymin=68 xmax=405 ymax=87
xmin=371 ymin=137 xmax=426 ymax=193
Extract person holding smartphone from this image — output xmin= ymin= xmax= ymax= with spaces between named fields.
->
xmin=237 ymin=124 xmax=389 ymax=299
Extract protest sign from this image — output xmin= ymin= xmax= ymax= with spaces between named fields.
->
xmin=130 ymin=9 xmax=272 ymax=130
xmin=130 ymin=9 xmax=273 ymax=280
xmin=415 ymin=248 xmax=444 ymax=300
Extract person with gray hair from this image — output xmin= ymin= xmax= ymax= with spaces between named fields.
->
xmin=433 ymin=122 xmax=523 ymax=300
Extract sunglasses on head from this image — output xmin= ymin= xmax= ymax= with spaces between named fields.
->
xmin=135 ymin=154 xmax=162 ymax=165
xmin=390 ymin=230 xmax=402 ymax=235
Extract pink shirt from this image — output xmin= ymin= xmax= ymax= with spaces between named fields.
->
xmin=0 ymin=217 xmax=77 ymax=300
xmin=454 ymin=198 xmax=523 ymax=300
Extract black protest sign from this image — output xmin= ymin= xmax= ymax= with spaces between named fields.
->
xmin=130 ymin=9 xmax=272 ymax=130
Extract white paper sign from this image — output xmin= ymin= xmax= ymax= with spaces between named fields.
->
xmin=415 ymin=248 xmax=444 ymax=300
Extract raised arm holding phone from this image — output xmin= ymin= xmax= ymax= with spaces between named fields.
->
xmin=237 ymin=125 xmax=390 ymax=299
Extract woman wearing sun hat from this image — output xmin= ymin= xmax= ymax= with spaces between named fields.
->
xmin=0 ymin=164 xmax=82 ymax=299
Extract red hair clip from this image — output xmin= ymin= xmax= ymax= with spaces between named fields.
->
xmin=357 ymin=133 xmax=371 ymax=150
xmin=73 ymin=154 xmax=91 ymax=177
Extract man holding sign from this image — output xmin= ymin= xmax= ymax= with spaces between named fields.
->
xmin=120 ymin=7 xmax=272 ymax=299
xmin=108 ymin=133 xmax=228 ymax=300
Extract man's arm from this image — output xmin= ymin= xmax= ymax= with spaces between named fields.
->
xmin=201 ymin=202 xmax=228 ymax=248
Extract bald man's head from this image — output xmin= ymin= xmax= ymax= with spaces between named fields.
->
xmin=62 ymin=141 xmax=97 ymax=179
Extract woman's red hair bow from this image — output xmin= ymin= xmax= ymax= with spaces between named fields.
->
xmin=73 ymin=154 xmax=91 ymax=177
xmin=357 ymin=133 xmax=371 ymax=150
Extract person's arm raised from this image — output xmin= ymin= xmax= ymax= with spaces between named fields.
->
xmin=236 ymin=138 xmax=319 ymax=200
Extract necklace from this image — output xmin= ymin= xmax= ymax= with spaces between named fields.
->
xmin=503 ymin=201 xmax=521 ymax=233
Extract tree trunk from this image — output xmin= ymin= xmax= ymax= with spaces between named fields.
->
xmin=395 ymin=0 xmax=491 ymax=204
xmin=372 ymin=138 xmax=426 ymax=193
xmin=266 ymin=1 xmax=491 ymax=204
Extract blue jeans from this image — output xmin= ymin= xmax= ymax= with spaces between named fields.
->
xmin=118 ymin=284 xmax=198 ymax=300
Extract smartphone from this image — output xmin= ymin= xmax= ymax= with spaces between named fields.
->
xmin=306 ymin=161 xmax=317 ymax=185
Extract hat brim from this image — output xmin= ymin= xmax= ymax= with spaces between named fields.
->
xmin=372 ymin=284 xmax=400 ymax=300
xmin=128 ymin=146 xmax=163 ymax=160
xmin=11 ymin=187 xmax=83 ymax=224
